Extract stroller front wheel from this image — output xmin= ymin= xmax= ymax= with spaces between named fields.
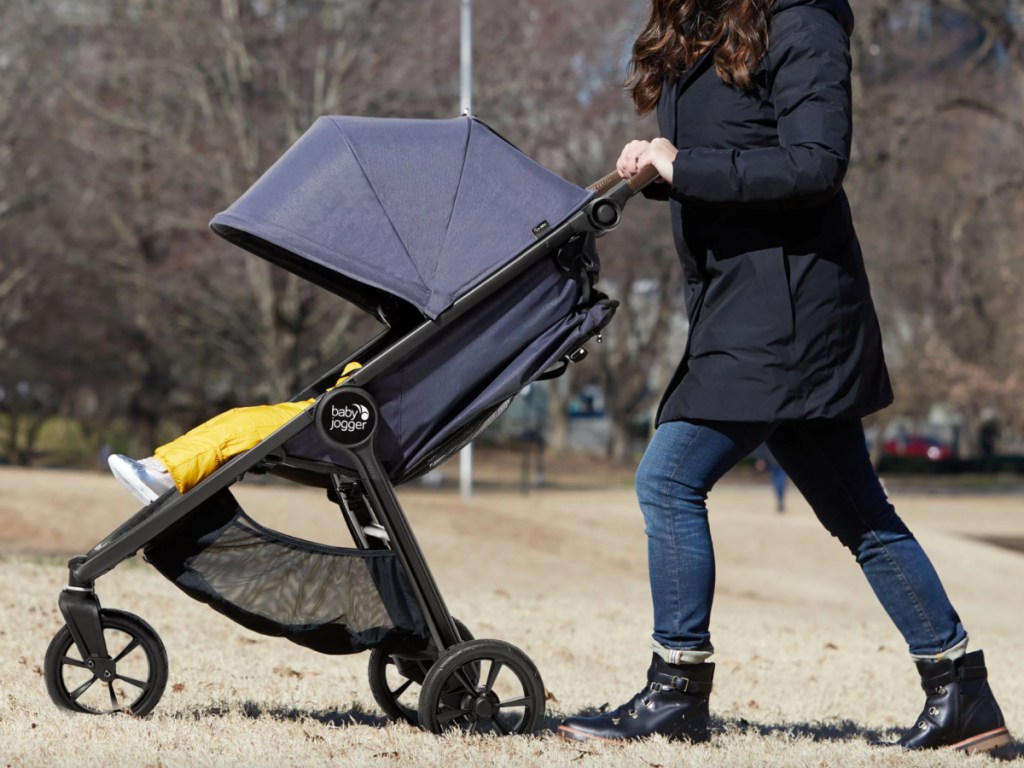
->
xmin=44 ymin=608 xmax=168 ymax=717
xmin=418 ymin=639 xmax=545 ymax=735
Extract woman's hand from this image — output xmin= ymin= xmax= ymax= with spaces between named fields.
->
xmin=616 ymin=140 xmax=651 ymax=179
xmin=616 ymin=137 xmax=678 ymax=184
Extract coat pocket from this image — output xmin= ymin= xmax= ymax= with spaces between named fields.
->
xmin=695 ymin=245 xmax=794 ymax=362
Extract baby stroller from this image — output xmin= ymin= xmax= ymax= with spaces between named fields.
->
xmin=43 ymin=116 xmax=654 ymax=734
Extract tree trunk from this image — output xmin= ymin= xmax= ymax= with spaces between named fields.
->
xmin=607 ymin=417 xmax=632 ymax=465
xmin=545 ymin=371 xmax=572 ymax=454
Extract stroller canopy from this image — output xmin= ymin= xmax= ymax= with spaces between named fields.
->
xmin=210 ymin=116 xmax=593 ymax=320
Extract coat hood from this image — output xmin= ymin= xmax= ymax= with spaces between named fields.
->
xmin=772 ymin=0 xmax=854 ymax=35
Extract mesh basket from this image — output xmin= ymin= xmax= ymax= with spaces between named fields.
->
xmin=144 ymin=490 xmax=428 ymax=655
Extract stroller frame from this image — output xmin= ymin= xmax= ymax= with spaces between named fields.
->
xmin=48 ymin=166 xmax=654 ymax=733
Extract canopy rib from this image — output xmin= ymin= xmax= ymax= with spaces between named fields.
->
xmin=328 ymin=120 xmax=427 ymax=285
xmin=429 ymin=118 xmax=474 ymax=291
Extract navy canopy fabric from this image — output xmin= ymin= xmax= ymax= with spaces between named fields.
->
xmin=210 ymin=116 xmax=593 ymax=319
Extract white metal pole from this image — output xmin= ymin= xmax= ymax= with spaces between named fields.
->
xmin=459 ymin=440 xmax=474 ymax=500
xmin=460 ymin=0 xmax=473 ymax=115
xmin=458 ymin=0 xmax=474 ymax=499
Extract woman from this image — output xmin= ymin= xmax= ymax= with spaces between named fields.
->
xmin=558 ymin=0 xmax=1010 ymax=753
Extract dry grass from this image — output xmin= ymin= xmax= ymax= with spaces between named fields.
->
xmin=1 ymin=464 xmax=1021 ymax=766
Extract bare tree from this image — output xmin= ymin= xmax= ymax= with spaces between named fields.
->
xmin=458 ymin=0 xmax=685 ymax=457
xmin=31 ymin=0 xmax=404 ymax=452
xmin=847 ymin=0 xmax=1024 ymax=451
xmin=10 ymin=0 xmax=1020 ymax=468
xmin=0 ymin=2 xmax=83 ymax=463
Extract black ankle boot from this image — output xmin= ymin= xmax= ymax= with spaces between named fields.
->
xmin=898 ymin=649 xmax=1011 ymax=754
xmin=558 ymin=654 xmax=714 ymax=743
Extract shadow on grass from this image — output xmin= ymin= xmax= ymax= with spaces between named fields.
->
xmin=722 ymin=717 xmax=1023 ymax=760
xmin=180 ymin=701 xmax=391 ymax=728
xmin=180 ymin=702 xmax=1024 ymax=759
xmin=539 ymin=710 xmax=1024 ymax=760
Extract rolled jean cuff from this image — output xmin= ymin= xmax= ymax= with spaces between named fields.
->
xmin=910 ymin=635 xmax=969 ymax=663
xmin=652 ymin=640 xmax=714 ymax=665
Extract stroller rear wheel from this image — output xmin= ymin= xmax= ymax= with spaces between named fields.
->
xmin=418 ymin=639 xmax=545 ymax=735
xmin=44 ymin=608 xmax=168 ymax=717
xmin=368 ymin=618 xmax=473 ymax=724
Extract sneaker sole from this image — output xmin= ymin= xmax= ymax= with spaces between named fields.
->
xmin=951 ymin=727 xmax=1011 ymax=755
xmin=110 ymin=469 xmax=159 ymax=503
xmin=108 ymin=459 xmax=160 ymax=503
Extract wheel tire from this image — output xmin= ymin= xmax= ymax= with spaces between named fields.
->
xmin=44 ymin=608 xmax=168 ymax=717
xmin=418 ymin=639 xmax=545 ymax=735
xmin=368 ymin=650 xmax=429 ymax=724
xmin=368 ymin=618 xmax=472 ymax=725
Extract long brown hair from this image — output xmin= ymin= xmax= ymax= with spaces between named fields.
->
xmin=628 ymin=0 xmax=775 ymax=114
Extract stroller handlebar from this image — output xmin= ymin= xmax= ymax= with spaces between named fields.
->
xmin=579 ymin=164 xmax=660 ymax=232
xmin=586 ymin=164 xmax=660 ymax=196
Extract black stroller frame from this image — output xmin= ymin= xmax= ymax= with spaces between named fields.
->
xmin=46 ymin=123 xmax=654 ymax=734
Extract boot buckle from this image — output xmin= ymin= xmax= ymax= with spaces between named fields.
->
xmin=670 ymin=675 xmax=691 ymax=693
xmin=650 ymin=679 xmax=689 ymax=694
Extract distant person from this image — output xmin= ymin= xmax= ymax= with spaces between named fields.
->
xmin=557 ymin=0 xmax=1009 ymax=755
xmin=519 ymin=383 xmax=548 ymax=491
xmin=978 ymin=414 xmax=999 ymax=472
xmin=754 ymin=444 xmax=788 ymax=513
xmin=96 ymin=443 xmax=113 ymax=471
xmin=108 ymin=363 xmax=360 ymax=503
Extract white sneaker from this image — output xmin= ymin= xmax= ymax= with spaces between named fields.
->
xmin=108 ymin=454 xmax=176 ymax=503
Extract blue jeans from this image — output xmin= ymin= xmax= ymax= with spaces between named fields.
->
xmin=636 ymin=419 xmax=967 ymax=658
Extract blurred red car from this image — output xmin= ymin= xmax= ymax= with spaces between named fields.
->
xmin=882 ymin=436 xmax=953 ymax=461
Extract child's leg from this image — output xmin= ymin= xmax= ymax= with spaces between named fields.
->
xmin=155 ymin=401 xmax=310 ymax=493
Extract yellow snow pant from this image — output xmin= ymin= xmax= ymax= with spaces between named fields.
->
xmin=154 ymin=362 xmax=361 ymax=494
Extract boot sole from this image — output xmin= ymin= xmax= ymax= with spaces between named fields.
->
xmin=951 ymin=727 xmax=1011 ymax=755
xmin=556 ymin=724 xmax=710 ymax=745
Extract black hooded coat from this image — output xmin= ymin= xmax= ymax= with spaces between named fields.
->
xmin=652 ymin=0 xmax=893 ymax=424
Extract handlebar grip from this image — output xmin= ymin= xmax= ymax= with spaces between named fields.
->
xmin=586 ymin=163 xmax=661 ymax=196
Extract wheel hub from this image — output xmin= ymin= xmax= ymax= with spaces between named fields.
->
xmin=87 ymin=656 xmax=117 ymax=681
xmin=470 ymin=690 xmax=500 ymax=720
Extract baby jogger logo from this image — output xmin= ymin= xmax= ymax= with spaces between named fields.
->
xmin=315 ymin=389 xmax=378 ymax=448
xmin=331 ymin=404 xmax=370 ymax=430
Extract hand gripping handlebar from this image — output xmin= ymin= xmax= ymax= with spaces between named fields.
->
xmin=586 ymin=163 xmax=661 ymax=196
